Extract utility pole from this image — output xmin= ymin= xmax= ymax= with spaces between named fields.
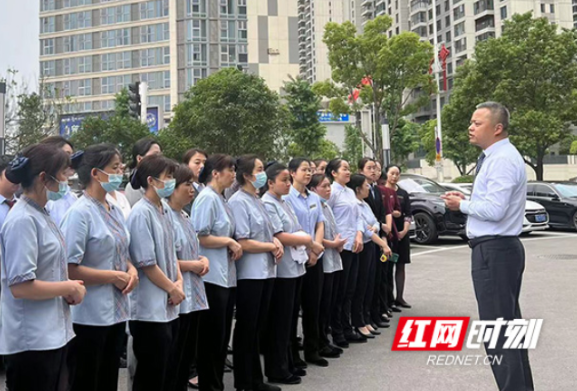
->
xmin=0 ymin=81 xmax=6 ymax=157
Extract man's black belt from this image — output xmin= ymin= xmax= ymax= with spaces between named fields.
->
xmin=468 ymin=235 xmax=518 ymax=249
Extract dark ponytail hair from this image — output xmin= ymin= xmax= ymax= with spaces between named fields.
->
xmin=307 ymin=173 xmax=327 ymax=191
xmin=236 ymin=154 xmax=259 ymax=186
xmin=199 ymin=154 xmax=236 ymax=184
xmin=72 ymin=144 xmax=121 ymax=188
xmin=325 ymin=158 xmax=344 ymax=182
xmin=130 ymin=155 xmax=177 ymax=190
xmin=5 ymin=144 xmax=71 ymax=189
xmin=385 ymin=164 xmax=401 ymax=175
xmin=346 ymin=174 xmax=368 ymax=195
xmin=261 ymin=162 xmax=287 ymax=196
xmin=173 ymin=164 xmax=194 ymax=188
xmin=288 ymin=158 xmax=310 ymax=173
xmin=129 ymin=137 xmax=161 ymax=169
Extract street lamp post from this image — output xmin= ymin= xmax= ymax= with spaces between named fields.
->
xmin=0 ymin=81 xmax=6 ymax=157
xmin=432 ymin=0 xmax=444 ymax=182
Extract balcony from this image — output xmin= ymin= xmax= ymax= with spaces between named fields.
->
xmin=361 ymin=0 xmax=373 ymax=6
xmin=474 ymin=0 xmax=494 ymax=16
xmin=475 ymin=16 xmax=495 ymax=33
xmin=362 ymin=4 xmax=374 ymax=17
xmin=410 ymin=0 xmax=429 ymax=13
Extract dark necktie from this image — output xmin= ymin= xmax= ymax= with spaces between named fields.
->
xmin=371 ymin=184 xmax=376 ymax=200
xmin=475 ymin=152 xmax=486 ymax=175
xmin=4 ymin=199 xmax=16 ymax=210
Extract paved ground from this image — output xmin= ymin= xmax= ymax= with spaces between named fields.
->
xmin=2 ymin=231 xmax=577 ymax=390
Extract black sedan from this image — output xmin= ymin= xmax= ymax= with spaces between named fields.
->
xmin=398 ymin=174 xmax=467 ymax=244
xmin=527 ymin=181 xmax=577 ymax=229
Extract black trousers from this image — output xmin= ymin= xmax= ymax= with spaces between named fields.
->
xmin=331 ymin=250 xmax=358 ymax=339
xmin=170 ymin=311 xmax=202 ymax=391
xmin=264 ymin=277 xmax=298 ymax=379
xmin=129 ymin=318 xmax=180 ymax=391
xmin=198 ymin=283 xmax=236 ymax=391
xmin=319 ymin=270 xmax=341 ymax=349
xmin=352 ymin=242 xmax=375 ymax=328
xmin=384 ymin=257 xmax=395 ymax=309
xmin=290 ymin=276 xmax=304 ymax=366
xmin=472 ymin=237 xmax=534 ymax=391
xmin=302 ymin=258 xmax=324 ymax=358
xmin=68 ymin=322 xmax=125 ymax=391
xmin=233 ymin=278 xmax=274 ymax=390
xmin=5 ymin=345 xmax=68 ymax=391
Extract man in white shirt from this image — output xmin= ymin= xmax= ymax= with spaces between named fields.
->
xmin=0 ymin=157 xmax=20 ymax=229
xmin=442 ymin=102 xmax=534 ymax=391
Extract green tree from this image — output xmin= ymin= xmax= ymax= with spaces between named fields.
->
xmin=443 ymin=13 xmax=577 ymax=180
xmin=315 ymin=139 xmax=341 ymax=161
xmin=391 ymin=119 xmax=420 ymax=166
xmin=70 ymin=89 xmax=151 ymax=163
xmin=343 ymin=124 xmax=363 ymax=171
xmin=318 ymin=16 xmax=434 ymax=164
xmin=283 ymin=76 xmax=327 ymax=158
xmin=171 ymin=68 xmax=288 ymax=159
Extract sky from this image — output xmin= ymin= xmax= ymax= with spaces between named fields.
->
xmin=0 ymin=0 xmax=40 ymax=90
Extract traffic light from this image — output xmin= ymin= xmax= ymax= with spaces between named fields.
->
xmin=128 ymin=81 xmax=141 ymax=119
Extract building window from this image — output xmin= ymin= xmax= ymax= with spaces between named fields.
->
xmin=63 ymin=0 xmax=90 ymax=8
xmin=101 ymin=77 xmax=114 ymax=94
xmin=186 ymin=68 xmax=207 ymax=89
xmin=220 ymin=0 xmax=234 ymax=16
xmin=41 ymin=17 xmax=55 ymax=34
xmin=238 ymin=0 xmax=246 ymax=15
xmin=455 ymin=37 xmax=467 ymax=53
xmin=238 ymin=20 xmax=247 ymax=40
xmin=101 ymin=5 xmax=131 ymax=25
xmin=140 ymin=47 xmax=170 ymax=67
xmin=140 ymin=0 xmax=169 ymax=20
xmin=446 ymin=31 xmax=451 ymax=42
xmin=41 ymin=39 xmax=54 ymax=55
xmin=500 ymin=6 xmax=507 ymax=19
xmin=220 ymin=44 xmax=236 ymax=65
xmin=550 ymin=4 xmax=555 ymax=13
xmin=187 ymin=0 xmax=207 ymax=16
xmin=140 ymin=23 xmax=169 ymax=43
xmin=455 ymin=21 xmax=465 ymax=36
xmin=101 ymin=28 xmax=131 ymax=48
xmin=187 ymin=20 xmax=207 ymax=42
xmin=238 ymin=44 xmax=248 ymax=62
xmin=78 ymin=79 xmax=92 ymax=96
xmin=41 ymin=0 xmax=55 ymax=11
xmin=78 ymin=56 xmax=92 ymax=73
xmin=186 ymin=44 xmax=207 ymax=66
xmin=453 ymin=4 xmax=465 ymax=20
xmin=64 ymin=11 xmax=92 ymax=31
xmin=41 ymin=61 xmax=55 ymax=77
xmin=540 ymin=3 xmax=546 ymax=13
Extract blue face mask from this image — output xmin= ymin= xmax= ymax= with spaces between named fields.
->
xmin=46 ymin=177 xmax=69 ymax=201
xmin=154 ymin=178 xmax=176 ymax=198
xmin=251 ymin=172 xmax=267 ymax=190
xmin=98 ymin=170 xmax=123 ymax=193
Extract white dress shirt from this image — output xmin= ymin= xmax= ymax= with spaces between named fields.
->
xmin=460 ymin=138 xmax=526 ymax=239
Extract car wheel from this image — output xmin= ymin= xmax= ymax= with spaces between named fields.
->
xmin=414 ymin=212 xmax=438 ymax=245
xmin=572 ymin=211 xmax=577 ymax=231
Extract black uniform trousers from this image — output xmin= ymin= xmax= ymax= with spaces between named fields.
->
xmin=5 ymin=345 xmax=68 ymax=391
xmin=352 ymin=242 xmax=376 ymax=328
xmin=301 ymin=258 xmax=324 ymax=358
xmin=129 ymin=318 xmax=180 ymax=391
xmin=319 ymin=270 xmax=341 ymax=350
xmin=290 ymin=276 xmax=304 ymax=365
xmin=171 ymin=311 xmax=202 ymax=391
xmin=233 ymin=278 xmax=274 ymax=390
xmin=68 ymin=322 xmax=125 ymax=391
xmin=331 ymin=250 xmax=359 ymax=339
xmin=264 ymin=277 xmax=298 ymax=379
xmin=471 ymin=236 xmax=534 ymax=391
xmin=198 ymin=283 xmax=236 ymax=391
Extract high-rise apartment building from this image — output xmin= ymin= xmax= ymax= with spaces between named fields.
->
xmin=39 ymin=0 xmax=300 ymax=118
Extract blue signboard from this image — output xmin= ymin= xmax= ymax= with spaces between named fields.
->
xmin=317 ymin=111 xmax=350 ymax=122
xmin=59 ymin=107 xmax=161 ymax=137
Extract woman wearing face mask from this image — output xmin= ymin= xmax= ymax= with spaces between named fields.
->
xmin=347 ymin=174 xmax=392 ymax=339
xmin=284 ymin=158 xmax=327 ymax=367
xmin=126 ymin=154 xmax=185 ymax=391
xmin=308 ymin=174 xmax=347 ymax=358
xmin=261 ymin=163 xmax=313 ymax=385
xmin=124 ymin=138 xmax=162 ymax=207
xmin=192 ymin=154 xmax=241 ymax=391
xmin=0 ymin=144 xmax=86 ymax=391
xmin=325 ymin=158 xmax=365 ymax=348
xmin=182 ymin=148 xmax=208 ymax=216
xmin=229 ymin=155 xmax=283 ymax=391
xmin=384 ymin=165 xmax=412 ymax=309
xmin=167 ymin=164 xmax=209 ymax=391
xmin=60 ymin=144 xmax=138 ymax=391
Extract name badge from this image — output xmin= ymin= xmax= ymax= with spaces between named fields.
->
xmin=309 ymin=203 xmax=317 ymax=210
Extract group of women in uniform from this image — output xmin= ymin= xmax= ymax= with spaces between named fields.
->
xmin=0 ymin=136 xmax=412 ymax=391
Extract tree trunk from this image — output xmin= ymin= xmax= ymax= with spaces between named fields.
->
xmin=374 ymin=105 xmax=383 ymax=165
xmin=536 ymin=155 xmax=544 ymax=181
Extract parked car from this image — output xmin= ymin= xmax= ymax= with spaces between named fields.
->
xmin=527 ymin=181 xmax=577 ymax=230
xmin=442 ymin=183 xmax=549 ymax=234
xmin=398 ymin=174 xmax=467 ymax=244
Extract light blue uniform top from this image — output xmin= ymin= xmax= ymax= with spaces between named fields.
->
xmin=358 ymin=199 xmax=380 ymax=243
xmin=284 ymin=186 xmax=325 ymax=238
xmin=170 ymin=207 xmax=209 ymax=315
xmin=229 ymin=189 xmax=276 ymax=280
xmin=320 ymin=200 xmax=343 ymax=273
xmin=262 ymin=193 xmax=306 ymax=279
xmin=46 ymin=190 xmax=78 ymax=227
xmin=60 ymin=194 xmax=130 ymax=326
xmin=0 ymin=194 xmax=17 ymax=229
xmin=328 ymin=182 xmax=365 ymax=251
xmin=127 ymin=197 xmax=179 ymax=323
xmin=0 ymin=196 xmax=74 ymax=355
xmin=191 ymin=186 xmax=236 ymax=288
